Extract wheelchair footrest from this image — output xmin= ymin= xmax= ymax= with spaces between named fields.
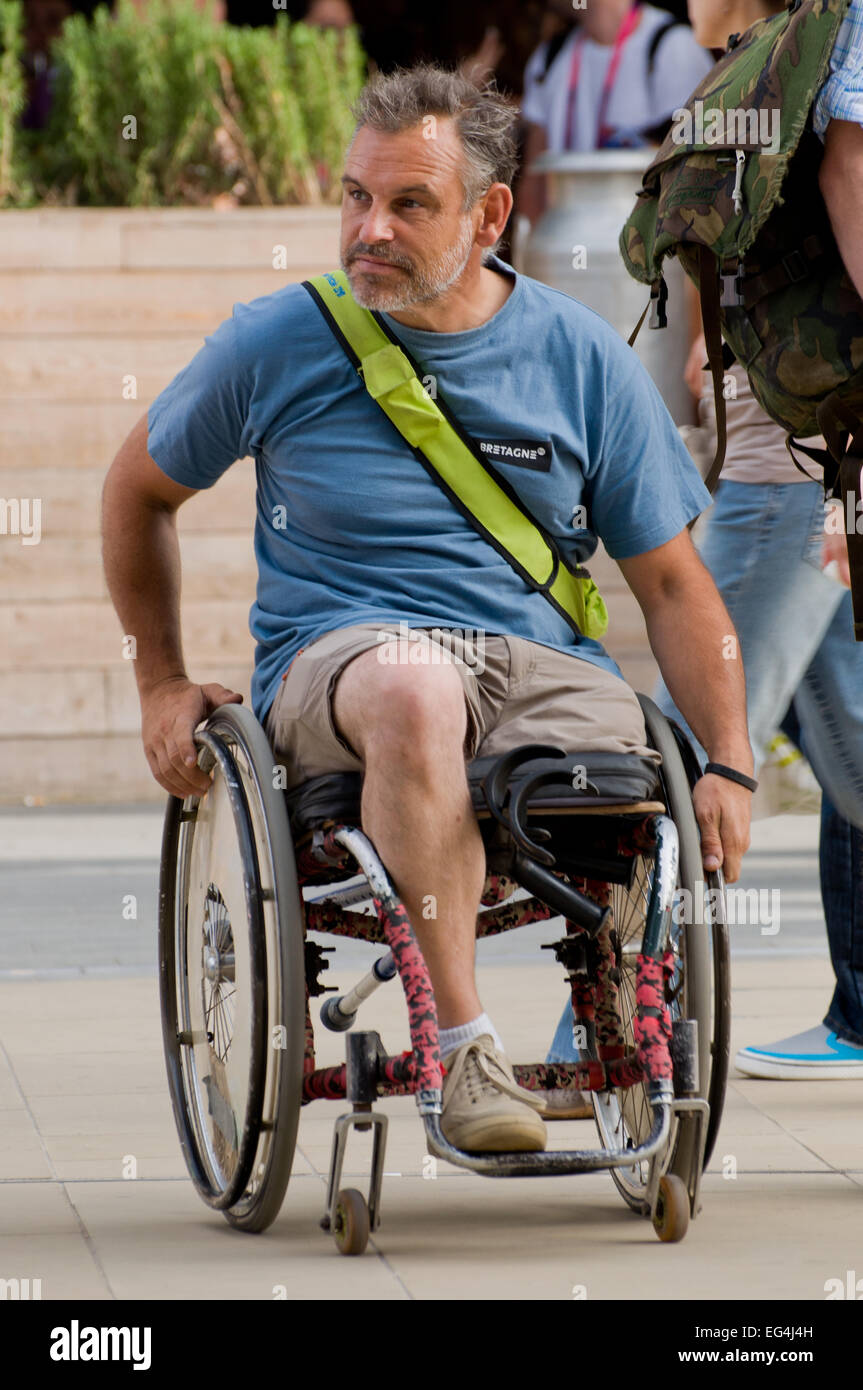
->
xmin=421 ymin=1091 xmax=675 ymax=1178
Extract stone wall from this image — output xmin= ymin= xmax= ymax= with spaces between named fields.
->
xmin=0 ymin=208 xmax=341 ymax=803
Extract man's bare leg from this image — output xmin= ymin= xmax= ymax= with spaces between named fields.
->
xmin=819 ymin=118 xmax=863 ymax=301
xmin=330 ymin=638 xmax=547 ymax=1152
xmin=331 ymin=643 xmax=486 ymax=1029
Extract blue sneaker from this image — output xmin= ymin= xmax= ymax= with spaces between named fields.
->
xmin=735 ymin=1024 xmax=863 ymax=1079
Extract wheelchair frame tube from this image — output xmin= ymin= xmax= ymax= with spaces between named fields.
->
xmin=642 ymin=814 xmax=680 ymax=958
xmin=332 ymin=826 xmax=444 ymax=1094
xmin=320 ymin=952 xmax=397 ymax=1031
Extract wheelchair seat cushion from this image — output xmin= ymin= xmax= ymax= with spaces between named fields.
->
xmin=286 ymin=750 xmax=662 ymax=839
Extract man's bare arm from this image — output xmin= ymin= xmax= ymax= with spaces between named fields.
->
xmin=102 ymin=414 xmax=192 ymax=697
xmin=102 ymin=413 xmax=243 ymax=797
xmin=617 ymin=529 xmax=753 ymax=880
xmin=819 ymin=118 xmax=863 ymax=302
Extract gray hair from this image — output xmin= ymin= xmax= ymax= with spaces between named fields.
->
xmin=349 ymin=63 xmax=520 ymax=212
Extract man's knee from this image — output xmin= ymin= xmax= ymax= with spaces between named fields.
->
xmin=333 ymin=644 xmax=468 ymax=761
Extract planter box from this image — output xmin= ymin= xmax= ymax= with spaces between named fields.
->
xmin=0 ymin=207 xmax=341 ymax=805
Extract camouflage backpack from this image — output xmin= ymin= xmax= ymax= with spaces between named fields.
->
xmin=620 ymin=0 xmax=863 ymax=639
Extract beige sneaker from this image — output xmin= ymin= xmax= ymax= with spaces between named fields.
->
xmin=441 ymin=1035 xmax=547 ymax=1153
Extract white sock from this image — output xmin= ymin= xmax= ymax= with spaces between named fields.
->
xmin=439 ymin=1012 xmax=503 ymax=1059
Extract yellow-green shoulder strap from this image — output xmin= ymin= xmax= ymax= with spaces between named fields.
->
xmin=303 ymin=270 xmax=607 ymax=642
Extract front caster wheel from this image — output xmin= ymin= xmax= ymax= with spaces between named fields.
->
xmin=653 ymin=1173 xmax=690 ymax=1243
xmin=333 ymin=1188 xmax=370 ymax=1256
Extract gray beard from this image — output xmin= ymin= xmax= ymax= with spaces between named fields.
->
xmin=342 ymin=221 xmax=476 ymax=311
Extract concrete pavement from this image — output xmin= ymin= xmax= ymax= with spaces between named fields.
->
xmin=0 ymin=807 xmax=860 ymax=1301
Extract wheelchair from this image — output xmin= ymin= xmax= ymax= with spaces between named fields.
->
xmin=158 ymin=692 xmax=730 ymax=1253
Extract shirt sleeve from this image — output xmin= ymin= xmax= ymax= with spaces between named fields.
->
xmin=813 ymin=5 xmax=863 ymax=138
xmin=147 ymin=310 xmax=255 ymax=490
xmin=586 ymin=353 xmax=713 ymax=560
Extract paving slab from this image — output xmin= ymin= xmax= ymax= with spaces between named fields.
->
xmin=0 ymin=922 xmax=861 ymax=1301
xmin=67 ymin=1178 xmax=409 ymax=1302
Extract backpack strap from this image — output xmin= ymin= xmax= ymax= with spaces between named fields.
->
xmin=697 ymin=245 xmax=728 ymax=496
xmin=785 ymin=436 xmax=832 ymax=485
xmin=535 ymin=24 xmax=576 ymax=83
xmin=627 ymin=252 xmax=727 ymax=509
xmin=303 ymin=270 xmax=609 ymax=642
xmin=740 ymin=235 xmax=826 ymax=309
xmin=646 ymin=17 xmax=680 ymax=74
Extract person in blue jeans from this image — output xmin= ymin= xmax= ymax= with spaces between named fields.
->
xmin=546 ymin=362 xmax=863 ymax=1082
xmin=547 ymin=0 xmax=863 ymax=1089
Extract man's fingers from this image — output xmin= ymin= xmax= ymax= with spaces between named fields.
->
xmin=175 ymin=726 xmax=200 ymax=769
xmin=694 ymin=777 xmax=751 ymax=884
xmin=141 ymin=680 xmax=240 ymax=799
xmin=202 ymin=683 xmax=243 ymax=710
xmin=145 ymin=742 xmax=189 ymax=799
xmin=145 ymin=727 xmax=209 ymax=799
xmin=720 ymin=842 xmax=742 ymax=884
xmin=694 ymin=788 xmax=723 ymax=870
xmin=167 ymin=716 xmax=207 ymax=778
xmin=164 ymin=732 xmax=211 ymax=796
xmin=700 ymin=824 xmax=723 ymax=874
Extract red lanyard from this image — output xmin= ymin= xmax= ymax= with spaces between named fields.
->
xmin=565 ymin=2 xmax=642 ymax=150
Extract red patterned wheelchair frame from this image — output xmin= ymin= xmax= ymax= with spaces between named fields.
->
xmin=297 ymin=820 xmax=677 ymax=1110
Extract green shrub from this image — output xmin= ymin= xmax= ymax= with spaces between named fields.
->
xmin=284 ymin=15 xmax=366 ymax=198
xmin=15 ymin=0 xmax=367 ymax=207
xmin=0 ymin=0 xmax=34 ymax=207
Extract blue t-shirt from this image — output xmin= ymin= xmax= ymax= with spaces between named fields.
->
xmin=147 ymin=254 xmax=711 ymax=725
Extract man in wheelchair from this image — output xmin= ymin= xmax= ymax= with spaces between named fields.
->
xmin=102 ymin=64 xmax=753 ymax=1157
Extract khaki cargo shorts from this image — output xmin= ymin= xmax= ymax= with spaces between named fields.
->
xmin=264 ymin=623 xmax=661 ymax=793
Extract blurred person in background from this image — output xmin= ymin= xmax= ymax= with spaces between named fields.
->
xmin=678 ymin=0 xmax=863 ymax=1079
xmin=303 ymin=0 xmax=355 ymax=28
xmin=517 ymin=0 xmax=712 ymax=225
xmin=20 ymin=0 xmax=70 ymax=131
xmin=546 ymin=0 xmax=863 ymax=1086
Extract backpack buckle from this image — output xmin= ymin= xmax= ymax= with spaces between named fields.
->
xmin=781 ymin=250 xmax=807 ymax=284
xmin=719 ymin=267 xmax=744 ymax=308
xmin=648 ymin=277 xmax=668 ymax=329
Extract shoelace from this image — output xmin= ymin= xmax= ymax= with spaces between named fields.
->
xmin=450 ymin=1040 xmax=537 ymax=1108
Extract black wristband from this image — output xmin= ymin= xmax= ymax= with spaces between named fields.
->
xmin=704 ymin=762 xmax=758 ymax=793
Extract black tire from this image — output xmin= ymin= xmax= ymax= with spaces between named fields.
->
xmin=641 ymin=695 xmax=729 ymax=1173
xmin=669 ymin=716 xmax=731 ymax=1169
xmin=159 ymin=704 xmax=306 ymax=1233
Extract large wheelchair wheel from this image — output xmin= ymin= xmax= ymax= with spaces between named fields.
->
xmin=591 ymin=695 xmax=730 ymax=1212
xmin=159 ymin=703 xmax=306 ymax=1233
